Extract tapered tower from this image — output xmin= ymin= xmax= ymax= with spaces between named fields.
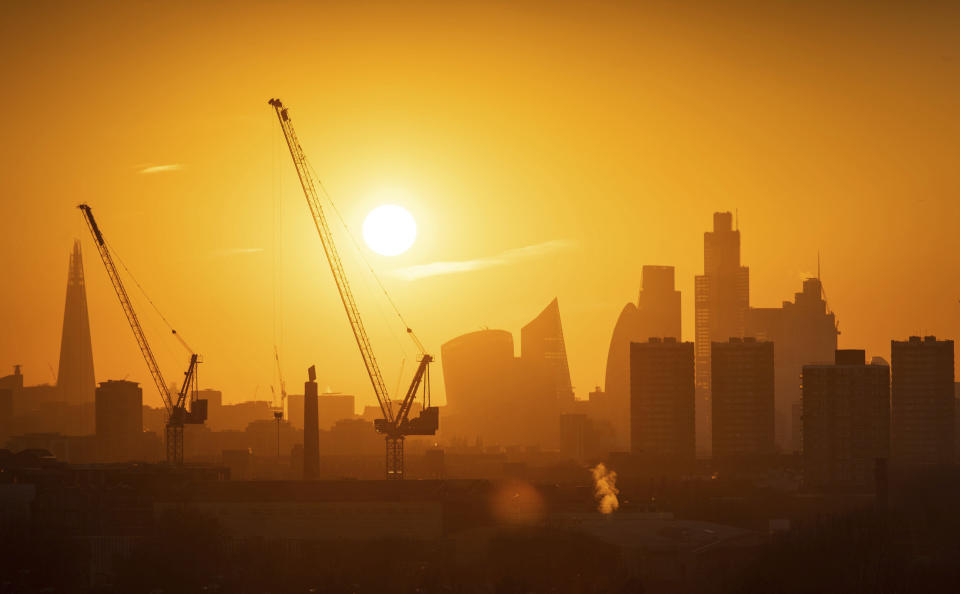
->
xmin=57 ymin=240 xmax=96 ymax=407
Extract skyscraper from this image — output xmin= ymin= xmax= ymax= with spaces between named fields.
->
xmin=57 ymin=241 xmax=96 ymax=411
xmin=711 ymin=337 xmax=775 ymax=466
xmin=630 ymin=338 xmax=695 ymax=467
xmin=441 ymin=329 xmax=515 ymax=443
xmin=604 ymin=265 xmax=681 ymax=449
xmin=521 ymin=298 xmax=575 ymax=412
xmin=802 ymin=350 xmax=890 ymax=491
xmin=748 ymin=278 xmax=838 ymax=451
xmin=891 ymin=336 xmax=955 ymax=467
xmin=441 ymin=324 xmax=559 ymax=449
xmin=695 ymin=212 xmax=750 ymax=455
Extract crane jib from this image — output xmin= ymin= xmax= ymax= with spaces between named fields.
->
xmin=269 ymin=98 xmax=439 ymax=479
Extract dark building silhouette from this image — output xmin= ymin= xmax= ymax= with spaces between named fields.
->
xmin=802 ymin=350 xmax=890 ymax=491
xmin=521 ymin=298 xmax=575 ymax=412
xmin=441 ymin=329 xmax=515 ymax=443
xmin=559 ymin=413 xmax=588 ymax=461
xmin=318 ymin=393 xmax=355 ymax=430
xmin=695 ymin=212 xmax=749 ymax=456
xmin=0 ymin=388 xmax=12 ymax=443
xmin=197 ymin=389 xmax=222 ymax=427
xmin=303 ymin=367 xmax=319 ymax=480
xmin=630 ymin=338 xmax=695 ymax=467
xmin=748 ymin=277 xmax=838 ymax=452
xmin=441 ymin=301 xmax=570 ymax=450
xmin=0 ymin=365 xmax=23 ymax=420
xmin=711 ymin=338 xmax=775 ymax=466
xmin=95 ymin=380 xmax=142 ymax=462
xmin=891 ymin=336 xmax=955 ymax=467
xmin=604 ymin=265 xmax=681 ymax=450
xmin=287 ymin=393 xmax=304 ymax=429
xmin=56 ymin=241 xmax=96 ymax=425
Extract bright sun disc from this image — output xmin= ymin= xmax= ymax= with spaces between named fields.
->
xmin=362 ymin=204 xmax=417 ymax=256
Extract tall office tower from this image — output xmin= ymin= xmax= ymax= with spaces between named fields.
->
xmin=695 ymin=212 xmax=750 ymax=456
xmin=630 ymin=338 xmax=695 ymax=467
xmin=441 ymin=329 xmax=515 ymax=443
xmin=711 ymin=338 xmax=775 ymax=466
xmin=521 ymin=298 xmax=575 ymax=412
xmin=891 ymin=336 xmax=955 ymax=467
xmin=802 ymin=350 xmax=890 ymax=491
xmin=604 ymin=266 xmax=682 ymax=450
xmin=748 ymin=277 xmax=838 ymax=451
xmin=57 ymin=241 xmax=96 ymax=415
xmin=95 ymin=380 xmax=143 ymax=462
xmin=303 ymin=367 xmax=319 ymax=480
xmin=441 ymin=328 xmax=558 ymax=448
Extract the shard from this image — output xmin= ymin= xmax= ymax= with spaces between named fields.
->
xmin=57 ymin=240 xmax=96 ymax=406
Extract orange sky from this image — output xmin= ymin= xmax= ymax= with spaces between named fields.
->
xmin=2 ymin=1 xmax=959 ymax=410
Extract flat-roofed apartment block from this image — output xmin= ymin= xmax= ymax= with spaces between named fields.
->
xmin=891 ymin=336 xmax=955 ymax=467
xmin=630 ymin=338 xmax=695 ymax=468
xmin=711 ymin=337 xmax=775 ymax=467
xmin=802 ymin=350 xmax=890 ymax=491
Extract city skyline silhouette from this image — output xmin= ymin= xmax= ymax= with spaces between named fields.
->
xmin=2 ymin=3 xmax=960 ymax=592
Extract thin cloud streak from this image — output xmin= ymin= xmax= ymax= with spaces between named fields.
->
xmin=211 ymin=247 xmax=265 ymax=257
xmin=393 ymin=240 xmax=574 ymax=281
xmin=138 ymin=164 xmax=183 ymax=174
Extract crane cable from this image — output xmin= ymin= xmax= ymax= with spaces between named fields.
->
xmin=306 ymin=159 xmax=426 ymax=356
xmin=106 ymin=238 xmax=193 ymax=355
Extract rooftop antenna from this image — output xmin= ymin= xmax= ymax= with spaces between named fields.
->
xmin=817 ymin=250 xmax=822 ymax=298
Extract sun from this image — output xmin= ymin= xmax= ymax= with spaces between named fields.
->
xmin=362 ymin=204 xmax=417 ymax=256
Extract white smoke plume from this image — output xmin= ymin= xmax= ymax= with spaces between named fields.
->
xmin=591 ymin=463 xmax=620 ymax=515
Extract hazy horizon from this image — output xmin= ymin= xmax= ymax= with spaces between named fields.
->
xmin=2 ymin=0 xmax=959 ymax=410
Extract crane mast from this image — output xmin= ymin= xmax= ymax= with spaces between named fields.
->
xmin=78 ymin=204 xmax=206 ymax=465
xmin=269 ymin=98 xmax=437 ymax=479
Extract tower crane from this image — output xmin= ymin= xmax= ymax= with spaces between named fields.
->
xmin=78 ymin=204 xmax=207 ymax=464
xmin=271 ymin=346 xmax=287 ymax=457
xmin=269 ymin=98 xmax=438 ymax=480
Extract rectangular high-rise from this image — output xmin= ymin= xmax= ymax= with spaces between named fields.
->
xmin=891 ymin=336 xmax=955 ymax=467
xmin=637 ymin=265 xmax=681 ymax=340
xmin=711 ymin=338 xmax=775 ymax=466
xmin=695 ymin=212 xmax=749 ymax=456
xmin=802 ymin=350 xmax=890 ymax=491
xmin=630 ymin=338 xmax=695 ymax=467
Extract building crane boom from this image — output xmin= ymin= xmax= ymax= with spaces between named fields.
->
xmin=78 ymin=204 xmax=206 ymax=464
xmin=268 ymin=98 xmax=437 ymax=479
